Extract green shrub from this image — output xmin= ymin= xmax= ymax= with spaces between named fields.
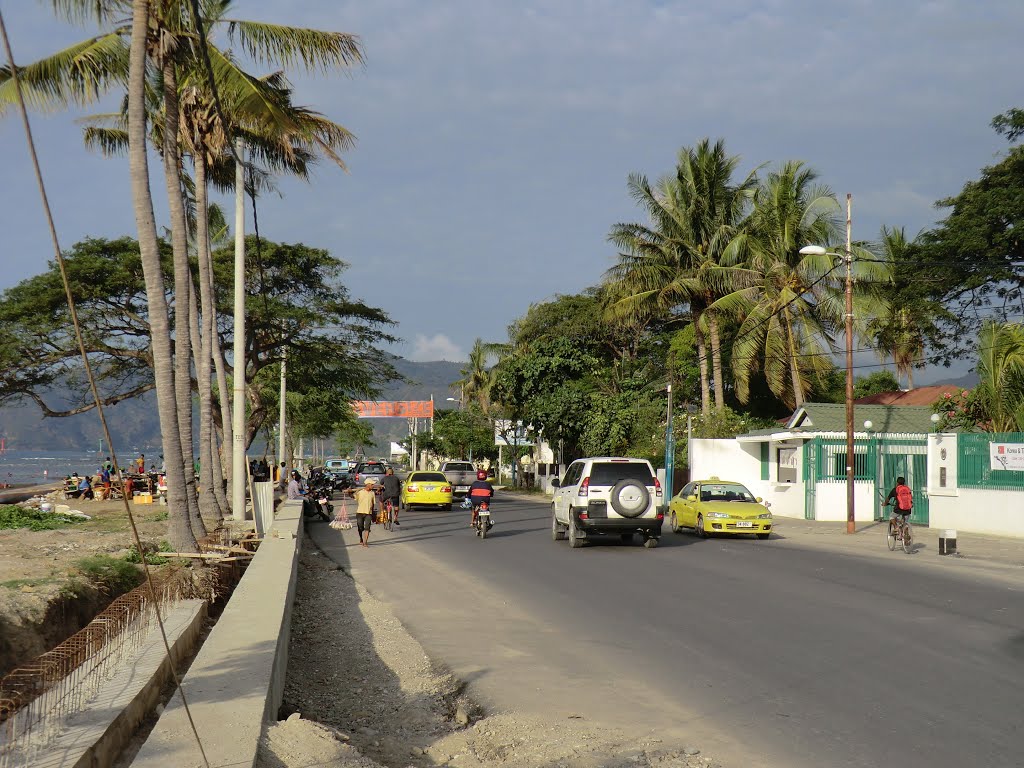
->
xmin=0 ymin=504 xmax=85 ymax=531
xmin=74 ymin=555 xmax=144 ymax=593
xmin=124 ymin=541 xmax=172 ymax=565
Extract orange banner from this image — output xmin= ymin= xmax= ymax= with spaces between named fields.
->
xmin=352 ymin=400 xmax=435 ymax=419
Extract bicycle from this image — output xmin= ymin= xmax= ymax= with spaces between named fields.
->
xmin=884 ymin=503 xmax=913 ymax=553
xmin=381 ymin=496 xmax=396 ymax=532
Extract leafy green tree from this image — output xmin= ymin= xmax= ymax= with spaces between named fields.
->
xmin=915 ymin=109 xmax=1024 ymax=358
xmin=420 ymin=408 xmax=495 ymax=461
xmin=0 ymin=236 xmax=396 ymax=445
xmin=854 ymin=370 xmax=902 ymax=399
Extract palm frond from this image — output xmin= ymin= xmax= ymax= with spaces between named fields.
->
xmin=226 ymin=20 xmax=363 ymax=74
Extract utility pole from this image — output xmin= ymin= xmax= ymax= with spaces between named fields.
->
xmin=231 ymin=137 xmax=246 ymax=521
xmin=278 ymin=349 xmax=286 ymax=470
xmin=844 ymin=192 xmax=855 ymax=534
xmin=664 ymin=383 xmax=675 ymax=506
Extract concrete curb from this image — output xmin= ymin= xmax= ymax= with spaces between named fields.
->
xmin=130 ymin=500 xmax=303 ymax=768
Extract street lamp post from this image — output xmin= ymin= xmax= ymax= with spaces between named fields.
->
xmin=800 ymin=192 xmax=856 ymax=533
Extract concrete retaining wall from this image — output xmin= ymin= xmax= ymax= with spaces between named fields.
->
xmin=130 ymin=500 xmax=303 ymax=768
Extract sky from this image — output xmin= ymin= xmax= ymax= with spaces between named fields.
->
xmin=1 ymin=0 xmax=1021 ymax=381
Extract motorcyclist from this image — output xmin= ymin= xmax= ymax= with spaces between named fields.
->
xmin=467 ymin=470 xmax=494 ymax=526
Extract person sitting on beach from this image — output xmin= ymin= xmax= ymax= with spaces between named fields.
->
xmin=78 ymin=475 xmax=94 ymax=500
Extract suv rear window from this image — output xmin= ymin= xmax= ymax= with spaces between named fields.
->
xmin=357 ymin=463 xmax=387 ymax=475
xmin=588 ymin=462 xmax=655 ymax=486
xmin=445 ymin=462 xmax=474 ymax=472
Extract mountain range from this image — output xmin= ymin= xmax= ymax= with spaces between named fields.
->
xmin=0 ymin=358 xmax=463 ymax=454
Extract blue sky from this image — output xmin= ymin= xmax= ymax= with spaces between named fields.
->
xmin=1 ymin=0 xmax=1020 ymax=381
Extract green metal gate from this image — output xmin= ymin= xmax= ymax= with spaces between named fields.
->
xmin=802 ymin=439 xmax=817 ymax=519
xmin=876 ymin=439 xmax=929 ymax=526
xmin=802 ymin=434 xmax=929 ymax=525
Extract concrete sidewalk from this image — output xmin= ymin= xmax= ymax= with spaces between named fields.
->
xmin=769 ymin=515 xmax=1024 ymax=577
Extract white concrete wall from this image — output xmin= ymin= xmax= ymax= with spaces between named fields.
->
xmin=689 ymin=438 xmax=760 ymax=485
xmin=810 ymin=482 xmax=880 ymax=523
xmin=929 ymin=488 xmax=1024 ymax=538
xmin=926 ymin=433 xmax=959 ymax=499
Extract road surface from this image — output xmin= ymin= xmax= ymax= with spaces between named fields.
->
xmin=310 ymin=492 xmax=1024 ymax=768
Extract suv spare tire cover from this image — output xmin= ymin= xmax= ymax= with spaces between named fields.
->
xmin=609 ymin=479 xmax=650 ymax=518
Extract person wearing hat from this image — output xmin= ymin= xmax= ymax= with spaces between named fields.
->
xmin=347 ymin=477 xmax=379 ymax=547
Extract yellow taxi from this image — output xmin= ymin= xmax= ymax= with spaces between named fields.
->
xmin=669 ymin=478 xmax=772 ymax=539
xmin=401 ymin=471 xmax=453 ymax=511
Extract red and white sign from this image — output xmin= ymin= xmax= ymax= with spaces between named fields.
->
xmin=352 ymin=401 xmax=434 ymax=419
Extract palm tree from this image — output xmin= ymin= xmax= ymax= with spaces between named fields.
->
xmin=455 ymin=339 xmax=502 ymax=413
xmin=865 ymin=227 xmax=927 ymax=389
xmin=604 ymin=139 xmax=757 ymax=413
xmin=126 ymin=0 xmax=198 ymax=550
xmin=974 ymin=321 xmax=1024 ymax=432
xmin=3 ymin=0 xmax=364 ymax=542
xmin=716 ymin=161 xmax=887 ymax=409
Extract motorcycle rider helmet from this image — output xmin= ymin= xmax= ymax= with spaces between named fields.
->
xmin=477 ymin=470 xmax=487 ymax=480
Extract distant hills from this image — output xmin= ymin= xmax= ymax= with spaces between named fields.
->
xmin=0 ymin=358 xmax=463 ymax=454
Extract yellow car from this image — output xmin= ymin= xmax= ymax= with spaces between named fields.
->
xmin=669 ymin=478 xmax=772 ymax=539
xmin=401 ymin=471 xmax=453 ymax=511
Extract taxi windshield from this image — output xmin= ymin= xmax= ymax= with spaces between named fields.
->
xmin=700 ymin=483 xmax=755 ymax=502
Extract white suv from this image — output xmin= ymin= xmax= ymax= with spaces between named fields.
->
xmin=550 ymin=457 xmax=664 ymax=549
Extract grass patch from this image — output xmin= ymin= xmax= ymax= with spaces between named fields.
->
xmin=0 ymin=504 xmax=86 ymax=531
xmin=1 ymin=577 xmax=58 ymax=590
xmin=73 ymin=555 xmax=144 ymax=594
xmin=124 ymin=541 xmax=172 ymax=565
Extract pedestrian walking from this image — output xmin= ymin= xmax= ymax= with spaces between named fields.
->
xmin=348 ymin=477 xmax=379 ymax=547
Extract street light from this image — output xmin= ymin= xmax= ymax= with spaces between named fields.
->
xmin=800 ymin=193 xmax=855 ymax=533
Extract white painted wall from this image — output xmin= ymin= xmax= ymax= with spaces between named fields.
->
xmin=690 ymin=438 xmax=808 ymax=519
xmin=926 ymin=433 xmax=958 ymax=498
xmin=810 ymin=482 xmax=880 ymax=523
xmin=929 ymin=489 xmax=1024 ymax=538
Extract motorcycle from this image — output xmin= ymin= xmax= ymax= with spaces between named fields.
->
xmin=473 ymin=501 xmax=493 ymax=539
xmin=303 ymin=475 xmax=335 ymax=522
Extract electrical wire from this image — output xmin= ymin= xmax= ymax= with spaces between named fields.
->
xmin=0 ymin=8 xmax=210 ymax=767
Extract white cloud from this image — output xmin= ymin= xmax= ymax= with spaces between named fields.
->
xmin=407 ymin=334 xmax=466 ymax=362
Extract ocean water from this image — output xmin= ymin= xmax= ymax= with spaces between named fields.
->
xmin=0 ymin=449 xmax=161 ymax=486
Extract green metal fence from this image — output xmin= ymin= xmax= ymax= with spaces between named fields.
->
xmin=958 ymin=433 xmax=1024 ymax=490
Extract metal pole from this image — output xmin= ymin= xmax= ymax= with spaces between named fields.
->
xmin=844 ymin=192 xmax=855 ymax=534
xmin=664 ymin=383 xmax=675 ymax=507
xmin=278 ymin=350 xmax=286 ymax=470
xmin=231 ymin=137 xmax=246 ymax=521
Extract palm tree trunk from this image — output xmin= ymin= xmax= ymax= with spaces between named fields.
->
xmin=708 ymin=312 xmax=726 ymax=410
xmin=186 ymin=267 xmax=217 ymax=527
xmin=693 ymin=315 xmax=711 ymax=415
xmin=193 ymin=152 xmax=221 ymax=520
xmin=211 ymin=302 xmax=233 ymax=510
xmin=128 ymin=0 xmax=196 ymax=552
xmin=161 ymin=60 xmax=205 ymax=537
xmin=783 ymin=306 xmax=805 ymax=408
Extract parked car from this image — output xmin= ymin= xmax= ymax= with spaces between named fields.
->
xmin=323 ymin=458 xmax=351 ymax=473
xmin=669 ymin=478 xmax=772 ymax=539
xmin=401 ymin=471 xmax=453 ymax=511
xmin=352 ymin=460 xmax=388 ymax=486
xmin=550 ymin=457 xmax=664 ymax=548
xmin=439 ymin=460 xmax=478 ymax=497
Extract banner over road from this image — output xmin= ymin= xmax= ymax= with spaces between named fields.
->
xmin=352 ymin=400 xmax=434 ymax=419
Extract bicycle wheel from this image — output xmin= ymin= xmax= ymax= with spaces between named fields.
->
xmin=902 ymin=521 xmax=913 ymax=554
xmin=886 ymin=520 xmax=897 ymax=551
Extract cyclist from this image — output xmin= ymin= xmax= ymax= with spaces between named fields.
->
xmin=380 ymin=467 xmax=402 ymax=526
xmin=467 ymin=470 xmax=494 ymax=527
xmin=884 ymin=476 xmax=913 ymax=534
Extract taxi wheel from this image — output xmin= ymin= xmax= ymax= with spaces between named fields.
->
xmin=670 ymin=512 xmax=680 ymax=534
xmin=444 ymin=504 xmax=453 ymax=511
xmin=757 ymin=533 xmax=769 ymax=540
xmin=695 ymin=514 xmax=707 ymax=538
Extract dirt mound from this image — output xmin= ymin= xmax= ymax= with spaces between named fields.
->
xmin=269 ymin=545 xmax=721 ymax=768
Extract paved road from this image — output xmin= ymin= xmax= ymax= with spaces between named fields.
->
xmin=310 ymin=493 xmax=1024 ymax=768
